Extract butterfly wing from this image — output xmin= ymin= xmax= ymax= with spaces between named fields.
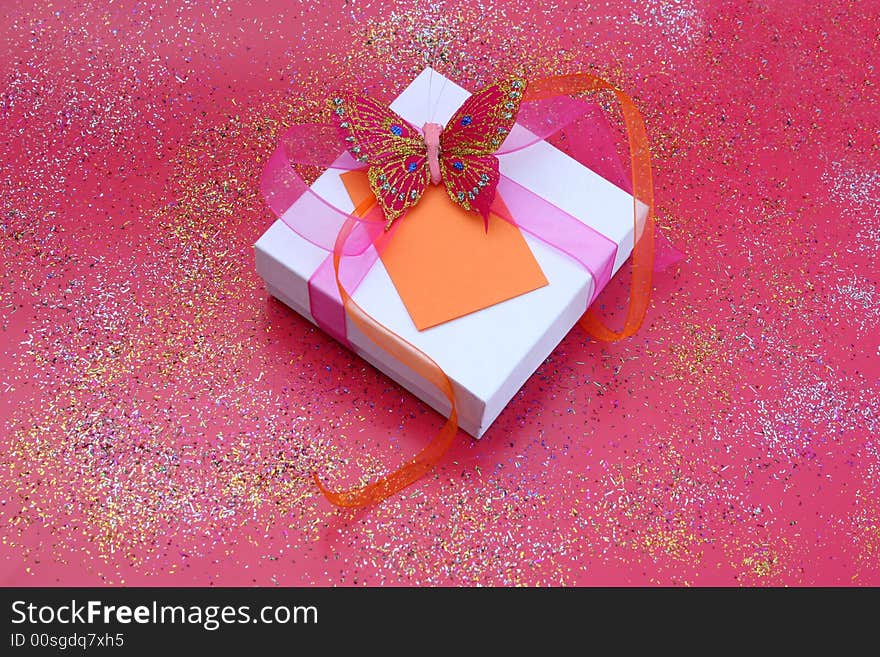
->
xmin=438 ymin=154 xmax=499 ymax=220
xmin=438 ymin=77 xmax=526 ymax=218
xmin=329 ymin=94 xmax=429 ymax=226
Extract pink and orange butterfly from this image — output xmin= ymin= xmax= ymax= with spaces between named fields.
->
xmin=329 ymin=77 xmax=527 ymax=229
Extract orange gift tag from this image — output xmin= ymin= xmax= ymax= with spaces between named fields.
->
xmin=340 ymin=170 xmax=548 ymax=331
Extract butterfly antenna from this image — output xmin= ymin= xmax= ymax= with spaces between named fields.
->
xmin=425 ymin=29 xmax=448 ymax=123
xmin=426 ymin=31 xmax=441 ymax=122
xmin=427 ymin=66 xmax=433 ymax=122
xmin=430 ymin=75 xmax=448 ymax=123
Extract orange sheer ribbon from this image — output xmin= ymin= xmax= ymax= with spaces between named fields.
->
xmin=312 ymin=196 xmax=460 ymax=507
xmin=525 ymin=74 xmax=656 ymax=341
xmin=314 ymin=73 xmax=655 ymax=507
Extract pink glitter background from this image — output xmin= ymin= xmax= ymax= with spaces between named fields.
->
xmin=1 ymin=1 xmax=878 ymax=586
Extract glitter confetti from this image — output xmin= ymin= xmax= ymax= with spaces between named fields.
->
xmin=1 ymin=1 xmax=878 ymax=586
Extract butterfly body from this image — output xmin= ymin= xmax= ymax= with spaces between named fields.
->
xmin=329 ymin=77 xmax=526 ymax=229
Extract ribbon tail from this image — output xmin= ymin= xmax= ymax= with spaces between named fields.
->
xmin=311 ymin=408 xmax=458 ymax=507
xmin=311 ymin=212 xmax=461 ymax=508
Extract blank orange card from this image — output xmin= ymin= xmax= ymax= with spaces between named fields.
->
xmin=341 ymin=170 xmax=548 ymax=331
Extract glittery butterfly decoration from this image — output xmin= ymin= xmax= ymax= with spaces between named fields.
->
xmin=329 ymin=77 xmax=527 ymax=229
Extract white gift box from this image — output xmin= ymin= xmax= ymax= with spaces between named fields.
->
xmin=255 ymin=68 xmax=638 ymax=438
